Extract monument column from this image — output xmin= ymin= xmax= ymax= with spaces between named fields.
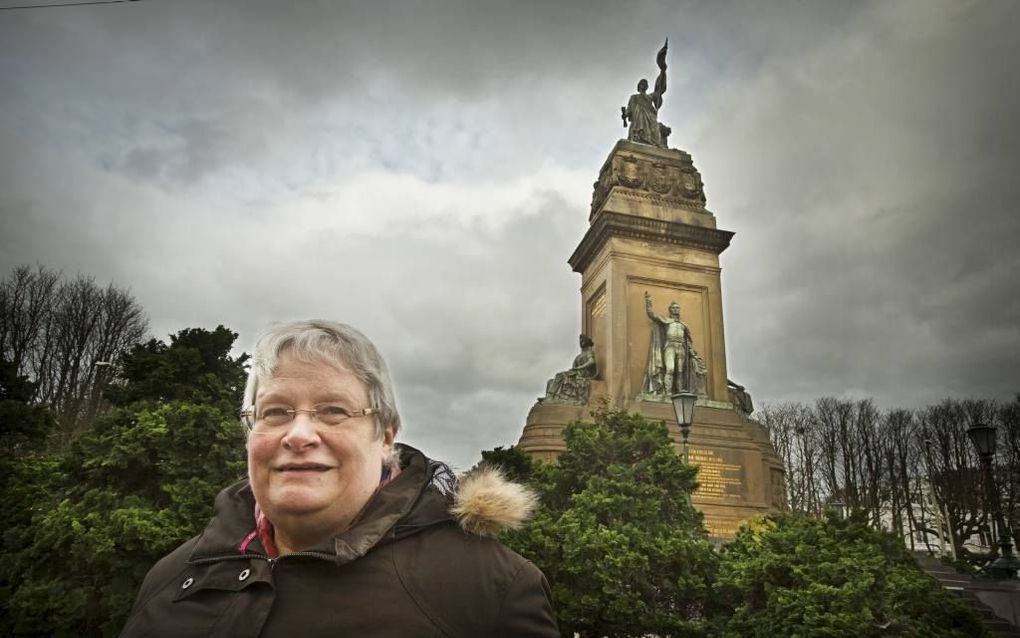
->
xmin=517 ymin=44 xmax=786 ymax=537
xmin=572 ymin=140 xmax=733 ymax=408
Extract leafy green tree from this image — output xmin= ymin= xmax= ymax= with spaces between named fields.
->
xmin=502 ymin=408 xmax=718 ymax=638
xmin=0 ymin=359 xmax=64 ymax=634
xmin=105 ymin=325 xmax=248 ymax=411
xmin=0 ymin=359 xmax=63 ymax=553
xmin=715 ymin=511 xmax=989 ymax=638
xmin=1 ymin=327 xmax=248 ymax=637
xmin=0 ymin=359 xmax=56 ymax=454
xmin=480 ymin=444 xmax=535 ymax=483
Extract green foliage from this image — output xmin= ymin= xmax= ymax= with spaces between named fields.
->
xmin=715 ymin=512 xmax=989 ymax=638
xmin=480 ymin=444 xmax=535 ymax=483
xmin=1 ymin=452 xmax=63 ymax=530
xmin=505 ymin=408 xmax=718 ymax=638
xmin=0 ymin=360 xmax=66 ymax=633
xmin=0 ymin=360 xmax=56 ymax=453
xmin=1 ymin=327 xmax=249 ymax=637
xmin=105 ymin=325 xmax=248 ymax=411
xmin=3 ymin=403 xmax=246 ymax=637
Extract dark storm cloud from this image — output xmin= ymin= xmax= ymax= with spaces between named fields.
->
xmin=700 ymin=0 xmax=1020 ymax=407
xmin=2 ymin=0 xmax=865 ymax=185
xmin=1 ymin=0 xmax=1017 ymax=466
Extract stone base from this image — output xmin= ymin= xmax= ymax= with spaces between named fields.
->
xmin=517 ymin=399 xmax=589 ymax=462
xmin=517 ymin=397 xmax=786 ymax=539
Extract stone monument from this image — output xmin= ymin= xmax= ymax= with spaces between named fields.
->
xmin=517 ymin=43 xmax=787 ymax=538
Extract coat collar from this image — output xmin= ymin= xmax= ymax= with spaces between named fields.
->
xmin=188 ymin=444 xmax=449 ymax=565
xmin=186 ymin=443 xmax=538 ymax=565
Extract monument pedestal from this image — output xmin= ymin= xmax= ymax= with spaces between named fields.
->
xmin=518 ymin=139 xmax=786 ymax=538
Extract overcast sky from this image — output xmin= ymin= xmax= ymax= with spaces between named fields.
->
xmin=2 ymin=0 xmax=1018 ymax=469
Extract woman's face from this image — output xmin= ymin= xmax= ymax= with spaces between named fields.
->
xmin=247 ymin=353 xmax=394 ymax=541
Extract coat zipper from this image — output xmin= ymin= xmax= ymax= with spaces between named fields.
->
xmin=188 ymin=551 xmax=335 ymax=569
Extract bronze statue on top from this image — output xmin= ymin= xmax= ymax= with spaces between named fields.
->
xmin=621 ymin=39 xmax=669 ymax=148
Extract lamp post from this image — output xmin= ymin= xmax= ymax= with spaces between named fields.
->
xmin=670 ymin=392 xmax=697 ymax=464
xmin=967 ymin=423 xmax=1020 ymax=580
xmin=92 ymin=360 xmax=114 ymax=420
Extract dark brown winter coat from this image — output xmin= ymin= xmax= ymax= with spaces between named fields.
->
xmin=120 ymin=445 xmax=558 ymax=637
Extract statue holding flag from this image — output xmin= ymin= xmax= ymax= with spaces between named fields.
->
xmin=621 ymin=39 xmax=670 ymax=148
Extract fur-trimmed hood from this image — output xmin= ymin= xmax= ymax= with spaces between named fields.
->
xmin=450 ymin=466 xmax=539 ymax=537
xmin=126 ymin=447 xmax=560 ymax=636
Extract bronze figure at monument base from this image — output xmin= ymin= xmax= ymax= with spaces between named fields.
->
xmin=543 ymin=335 xmax=598 ymax=405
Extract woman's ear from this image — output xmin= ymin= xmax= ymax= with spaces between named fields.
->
xmin=381 ymin=423 xmax=396 ymax=450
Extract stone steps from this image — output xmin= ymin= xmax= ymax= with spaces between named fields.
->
xmin=913 ymin=552 xmax=1020 ymax=637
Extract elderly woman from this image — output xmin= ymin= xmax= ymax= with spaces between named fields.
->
xmin=121 ymin=320 xmax=559 ymax=637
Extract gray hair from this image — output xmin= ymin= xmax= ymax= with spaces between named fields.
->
xmin=242 ymin=320 xmax=401 ymax=438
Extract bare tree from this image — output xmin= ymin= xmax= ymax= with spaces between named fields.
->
xmin=855 ymin=400 xmax=885 ymax=526
xmin=0 ymin=265 xmax=60 ymax=375
xmin=760 ymin=392 xmax=1015 ymax=562
xmin=762 ymin=402 xmax=821 ymax=515
xmin=918 ymin=399 xmax=993 ymax=558
xmin=0 ymin=266 xmax=148 ymax=445
xmin=814 ymin=397 xmax=859 ymax=511
xmin=881 ymin=409 xmax=920 ymax=547
xmin=999 ymin=396 xmax=1020 ymax=544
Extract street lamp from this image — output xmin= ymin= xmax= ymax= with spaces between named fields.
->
xmin=92 ymin=361 xmax=115 ymax=419
xmin=967 ymin=423 xmax=1020 ymax=579
xmin=671 ymin=392 xmax=697 ymax=464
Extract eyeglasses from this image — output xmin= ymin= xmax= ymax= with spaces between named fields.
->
xmin=240 ymin=404 xmax=377 ymax=435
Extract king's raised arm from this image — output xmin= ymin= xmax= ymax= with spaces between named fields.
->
xmin=644 ymin=291 xmax=666 ymax=324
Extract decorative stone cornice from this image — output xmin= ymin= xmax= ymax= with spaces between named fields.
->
xmin=569 ymin=211 xmax=734 ymax=273
xmin=590 ymin=139 xmax=708 ymax=219
xmin=609 ymin=188 xmax=712 ymax=214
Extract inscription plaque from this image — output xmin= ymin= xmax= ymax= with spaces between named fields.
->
xmin=688 ymin=446 xmax=744 ymax=499
xmin=704 ymin=519 xmax=740 ymax=538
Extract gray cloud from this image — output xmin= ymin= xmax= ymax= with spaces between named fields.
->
xmin=702 ymin=0 xmax=1020 ymax=409
xmin=1 ymin=0 xmax=1018 ymax=467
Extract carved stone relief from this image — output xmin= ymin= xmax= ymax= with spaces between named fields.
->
xmin=591 ymin=150 xmax=708 ymax=217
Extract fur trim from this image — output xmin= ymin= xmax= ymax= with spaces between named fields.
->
xmin=450 ymin=467 xmax=538 ymax=537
